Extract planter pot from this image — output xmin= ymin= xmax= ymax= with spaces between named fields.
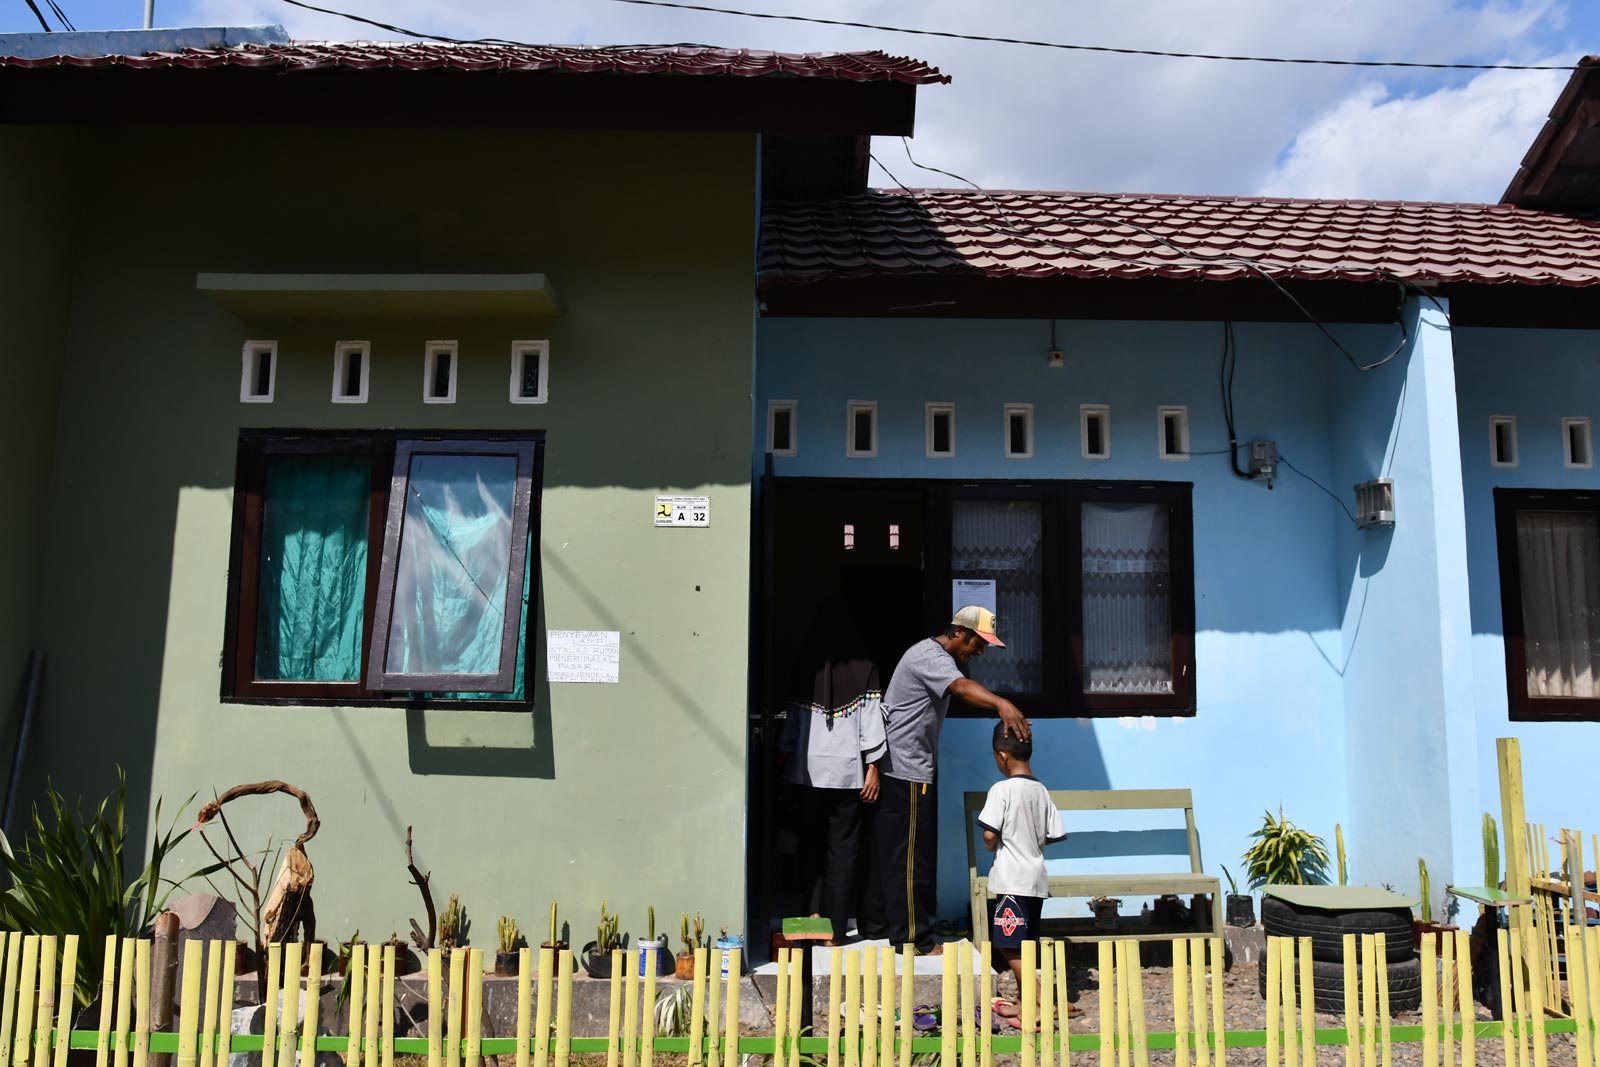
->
xmin=495 ymin=951 xmax=519 ymax=977
xmin=715 ymin=936 xmax=744 ymax=979
xmin=1413 ymin=920 xmax=1458 ymax=955
xmin=1226 ymin=894 xmax=1257 ymax=928
xmin=541 ymin=941 xmax=569 ymax=957
xmin=638 ymin=938 xmax=670 ymax=977
xmin=675 ymin=952 xmax=696 ymax=980
xmin=581 ymin=941 xmax=617 ymax=979
xmin=1091 ymin=899 xmax=1122 ymax=931
xmin=236 ymin=943 xmax=258 ymax=975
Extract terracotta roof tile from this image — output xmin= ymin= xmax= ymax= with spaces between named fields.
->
xmin=760 ymin=189 xmax=1600 ymax=288
xmin=0 ymin=40 xmax=950 ymax=84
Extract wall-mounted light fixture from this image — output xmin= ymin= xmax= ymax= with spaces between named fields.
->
xmin=1355 ymin=478 xmax=1396 ymax=528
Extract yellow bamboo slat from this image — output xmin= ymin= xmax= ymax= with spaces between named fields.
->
xmin=260 ymin=945 xmax=281 ymax=1067
xmin=446 ymin=949 xmax=465 ymax=1067
xmin=879 ymin=944 xmax=894 ymax=1067
xmin=199 ymin=941 xmax=222 ymax=1067
xmin=1172 ymin=938 xmax=1189 ymax=1067
xmin=176 ymin=943 xmax=203 ymax=1067
xmin=216 ymin=942 xmax=236 ymax=1067
xmin=347 ymin=946 xmax=367 ymax=1067
xmin=790 ymin=947 xmax=804 ymax=1061
xmin=638 ymin=948 xmax=657 ymax=1067
xmin=1421 ymin=935 xmax=1438 ymax=1067
xmin=1192 ymin=939 xmax=1210 ymax=1067
xmin=50 ymin=935 xmax=77 ymax=1067
xmin=33 ymin=937 xmax=55 ymax=1067
xmin=1297 ymin=938 xmax=1313 ymax=1067
xmin=1442 ymin=931 xmax=1456 ymax=1067
xmin=822 ymin=949 xmax=839 ymax=1067
xmin=984 ymin=943 xmax=997 ymax=1067
xmin=1127 ymin=941 xmax=1148 ymax=1067
xmin=1210 ymin=939 xmax=1226 ymax=1067
xmin=1376 ymin=935 xmax=1392 ymax=1067
xmin=1114 ymin=941 xmax=1131 ymax=1067
xmin=362 ymin=946 xmax=382 ymax=1067
xmin=720 ymin=950 xmax=740 ymax=1067
xmin=280 ymin=943 xmax=304 ymax=1067
xmin=772 ymin=950 xmax=790 ymax=1067
xmin=605 ymin=952 xmax=622 ymax=1067
xmin=1056 ymin=941 xmax=1071 ymax=1067
xmin=466 ymin=951 xmax=485 ymax=1067
xmin=1021 ymin=941 xmax=1037 ymax=1067
xmin=1455 ymin=930 xmax=1475 ymax=1067
xmin=1495 ymin=929 xmax=1515 ymax=1067
xmin=1341 ymin=933 xmax=1358 ymax=1067
xmin=94 ymin=936 xmax=116 ymax=1067
xmin=1266 ymin=938 xmax=1281 ymax=1067
xmin=304 ymin=943 xmax=324 ymax=1067
xmin=957 ymin=943 xmax=973 ymax=1067
xmin=0 ymin=933 xmax=19 ymax=1067
xmin=1526 ymin=923 xmax=1548 ymax=1067
xmin=527 ymin=948 xmax=547 ymax=1067
xmin=1282 ymin=938 xmax=1299 ymax=1067
xmin=687 ymin=949 xmax=707 ymax=1067
xmin=1587 ymin=927 xmax=1600 ymax=1067
xmin=1040 ymin=941 xmax=1055 ymax=1067
xmin=1097 ymin=942 xmax=1114 ymax=1067
xmin=705 ymin=951 xmax=723 ymax=1067
xmin=1509 ymin=925 xmax=1529 ymax=1067
xmin=843 ymin=948 xmax=861 ymax=1067
xmin=620 ymin=950 xmax=638 ymax=1067
xmin=1361 ymin=935 xmax=1377 ymax=1067
xmin=15 ymin=935 xmax=39 ymax=1067
xmin=553 ymin=948 xmax=573 ymax=1067
xmin=427 ymin=950 xmax=444 ymax=1067
xmin=381 ymin=945 xmax=397 ymax=1067
xmin=902 ymin=947 xmax=915 ymax=1067
xmin=940 ymin=948 xmax=957 ymax=1067
xmin=861 ymin=947 xmax=878 ymax=1067
xmin=132 ymin=941 xmax=150 ymax=1067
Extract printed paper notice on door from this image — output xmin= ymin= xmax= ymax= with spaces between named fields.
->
xmin=547 ymin=630 xmax=621 ymax=684
xmin=951 ymin=579 xmax=997 ymax=617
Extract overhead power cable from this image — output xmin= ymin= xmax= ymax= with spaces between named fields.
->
xmin=43 ymin=0 xmax=73 ymax=31
xmin=20 ymin=0 xmax=51 ymax=31
xmin=602 ymin=0 xmax=1584 ymax=71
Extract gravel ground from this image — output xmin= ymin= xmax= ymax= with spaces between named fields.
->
xmin=987 ymin=960 xmax=1584 ymax=1067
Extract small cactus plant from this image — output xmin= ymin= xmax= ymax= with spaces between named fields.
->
xmin=1336 ymin=824 xmax=1348 ymax=886
xmin=596 ymin=901 xmax=621 ymax=955
xmin=1418 ymin=858 xmax=1432 ymax=923
xmin=497 ymin=916 xmax=519 ymax=955
xmin=440 ymin=894 xmax=463 ymax=949
xmin=680 ymin=913 xmax=706 ymax=955
xmin=547 ymin=901 xmax=560 ymax=946
xmin=648 ymin=905 xmax=656 ymax=942
xmin=1484 ymin=814 xmax=1501 ymax=889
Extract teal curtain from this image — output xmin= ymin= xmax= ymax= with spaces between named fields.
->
xmin=434 ymin=546 xmax=531 ymax=702
xmin=255 ymin=455 xmax=371 ymax=681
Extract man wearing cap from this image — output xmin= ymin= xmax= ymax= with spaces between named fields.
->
xmin=871 ymin=605 xmax=1031 ymax=955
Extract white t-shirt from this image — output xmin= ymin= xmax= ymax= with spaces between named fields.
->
xmin=977 ymin=775 xmax=1066 ymax=898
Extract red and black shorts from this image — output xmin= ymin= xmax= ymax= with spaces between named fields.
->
xmin=989 ymin=894 xmax=1044 ymax=950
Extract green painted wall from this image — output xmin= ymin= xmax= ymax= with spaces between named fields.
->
xmin=29 ymin=125 xmax=757 ymax=948
xmin=0 ymin=128 xmax=71 ymax=809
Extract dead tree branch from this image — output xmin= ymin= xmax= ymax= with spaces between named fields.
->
xmin=405 ymin=826 xmax=438 ymax=951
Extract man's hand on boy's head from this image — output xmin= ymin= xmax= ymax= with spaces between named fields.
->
xmin=998 ymin=700 xmax=1031 ymax=741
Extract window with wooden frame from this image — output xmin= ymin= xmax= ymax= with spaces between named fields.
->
xmin=1493 ymin=488 xmax=1600 ymax=721
xmin=927 ymin=480 xmax=1195 ymax=717
xmin=224 ymin=430 xmax=544 ymax=706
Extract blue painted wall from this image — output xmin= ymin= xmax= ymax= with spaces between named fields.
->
xmin=1455 ymin=325 xmax=1600 ymax=867
xmin=755 ymin=316 xmax=1419 ymax=918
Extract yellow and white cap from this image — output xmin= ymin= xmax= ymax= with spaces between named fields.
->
xmin=951 ymin=605 xmax=1005 ymax=647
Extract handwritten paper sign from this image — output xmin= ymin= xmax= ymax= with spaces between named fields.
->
xmin=547 ymin=630 xmax=621 ymax=684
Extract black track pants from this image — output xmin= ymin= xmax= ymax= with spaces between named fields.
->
xmin=876 ymin=774 xmax=938 ymax=953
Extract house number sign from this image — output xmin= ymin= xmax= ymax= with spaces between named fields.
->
xmin=654 ymin=495 xmax=710 ymax=527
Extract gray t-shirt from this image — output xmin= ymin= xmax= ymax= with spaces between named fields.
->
xmin=880 ymin=638 xmax=964 ymax=783
xmin=978 ymin=775 xmax=1066 ymax=897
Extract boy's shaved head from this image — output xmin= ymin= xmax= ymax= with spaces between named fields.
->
xmin=992 ymin=721 xmax=1032 ymax=760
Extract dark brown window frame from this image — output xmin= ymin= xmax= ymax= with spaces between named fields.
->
xmin=1493 ymin=486 xmax=1600 ymax=722
xmin=926 ymin=479 xmax=1196 ymax=718
xmin=222 ymin=428 xmax=545 ymax=709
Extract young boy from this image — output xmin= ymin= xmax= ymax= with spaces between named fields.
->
xmin=977 ymin=721 xmax=1065 ymax=1019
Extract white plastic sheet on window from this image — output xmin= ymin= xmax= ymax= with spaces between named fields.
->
xmin=1081 ymin=502 xmax=1173 ymax=694
xmin=952 ymin=499 xmax=1043 ymax=693
xmin=1516 ymin=510 xmax=1600 ymax=699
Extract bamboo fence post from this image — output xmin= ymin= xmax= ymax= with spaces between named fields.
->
xmin=426 ymin=950 xmax=443 ymax=1067
xmin=1342 ymin=933 xmax=1358 ymax=1067
xmin=175 ymin=942 xmax=202 ymax=1067
xmin=34 ymin=937 xmax=55 ymax=1067
xmin=605 ymin=953 xmax=622 ymax=1067
xmin=1128 ymin=941 xmax=1148 ymax=1067
xmin=1455 ymin=929 xmax=1475 ymax=1067
xmin=1510 ymin=925 xmax=1529 ymax=1067
xmin=466 ymin=951 xmax=485 ymax=1067
xmin=54 ymin=935 xmax=77 ymax=1067
xmin=1376 ymin=935 xmax=1392 ymax=1067
xmin=790 ymin=947 xmax=804 ymax=1065
xmin=843 ymin=949 xmax=860 ymax=1067
xmin=984 ymin=942 xmax=997 ymax=1067
xmin=1173 ymin=938 xmax=1189 ymax=1067
xmin=705 ymin=952 xmax=722 ymax=1067
xmin=0 ymin=933 xmax=19 ymax=1067
xmin=198 ymin=942 xmax=221 ymax=1067
xmin=15 ymin=935 xmax=39 ymax=1067
xmin=1297 ymin=938 xmax=1313 ymax=1067
xmin=897 ymin=947 xmax=911 ymax=1067
xmin=553 ymin=949 xmax=573 ymax=1067
xmin=687 ymin=950 xmax=707 ymax=1067
xmin=823 ymin=949 xmax=839 ymax=1067
xmin=1191 ymin=940 xmax=1210 ymax=1067
xmin=362 ymin=947 xmax=381 ymax=1067
xmin=1021 ymin=941 xmax=1036 ymax=1067
xmin=133 ymin=940 xmax=151 ymax=1067
xmin=216 ymin=942 xmax=235 ymax=1067
xmin=381 ymin=945 xmax=397 ymax=1067
xmin=260 ymin=946 xmax=280 ymax=1067
xmin=1266 ymin=938 xmax=1281 ymax=1067
xmin=1587 ymin=927 xmax=1600 ymax=1067
xmin=345 ymin=946 xmax=366 ymax=1067
xmin=1096 ymin=943 xmax=1113 ymax=1067
xmin=1361 ymin=935 xmax=1377 ymax=1067
xmin=95 ymin=936 xmax=117 ymax=1067
xmin=720 ymin=950 xmax=739 ymax=1067
xmin=529 ymin=947 xmax=549 ymax=1067
xmin=940 ymin=948 xmax=957 ymax=1067
xmin=274 ymin=942 xmax=299 ymax=1067
xmin=878 ymin=943 xmax=893 ymax=1067
xmin=957 ymin=943 xmax=972 ymax=1067
xmin=1282 ymin=937 xmax=1298 ymax=1067
xmin=446 ymin=949 xmax=465 ymax=1067
xmin=621 ymin=951 xmax=638 ymax=1067
xmin=1056 ymin=940 xmax=1070 ymax=1067
xmin=638 ymin=948 xmax=657 ymax=1067
xmin=1442 ymin=917 xmax=1456 ymax=1067
xmin=1496 ymin=930 xmax=1516 ymax=1067
xmin=1209 ymin=939 xmax=1226 ymax=1067
xmin=860 ymin=947 xmax=877 ymax=1067
xmin=773 ymin=950 xmax=790 ymax=1067
xmin=1526 ymin=925 xmax=1547 ymax=1067
xmin=1041 ymin=940 xmax=1056 ymax=1067
xmin=1117 ymin=941 xmax=1134 ymax=1067
xmin=304 ymin=944 xmax=324 ymax=1067
xmin=1422 ymin=933 xmax=1438 ymax=1067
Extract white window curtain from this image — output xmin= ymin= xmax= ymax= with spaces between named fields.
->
xmin=951 ymin=499 xmax=1043 ymax=693
xmin=1516 ymin=510 xmax=1600 ymax=699
xmin=1082 ymin=502 xmax=1173 ymax=694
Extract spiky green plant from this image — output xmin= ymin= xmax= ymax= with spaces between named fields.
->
xmin=1419 ymin=858 xmax=1432 ymax=922
xmin=548 ymin=901 xmax=559 ymax=946
xmin=648 ymin=904 xmax=656 ymax=942
xmin=1484 ymin=814 xmax=1501 ymax=889
xmin=439 ymin=894 xmax=463 ymax=948
xmin=596 ymin=901 xmax=621 ymax=954
xmin=1220 ymin=865 xmax=1239 ymax=895
xmin=498 ymin=916 xmax=519 ymax=954
xmin=1242 ymin=808 xmax=1331 ymax=888
xmin=1335 ymin=824 xmax=1348 ymax=885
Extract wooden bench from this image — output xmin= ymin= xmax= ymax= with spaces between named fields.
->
xmin=964 ymin=787 xmax=1224 ymax=944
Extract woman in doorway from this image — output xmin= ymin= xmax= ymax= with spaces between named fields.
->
xmin=781 ymin=598 xmax=887 ymax=945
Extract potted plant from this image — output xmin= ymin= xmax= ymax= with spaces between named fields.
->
xmin=496 ymin=916 xmax=521 ymax=976
xmin=676 ymin=913 xmax=706 ymax=980
xmin=542 ymin=901 xmax=568 ymax=954
xmin=638 ymin=905 xmax=670 ymax=977
xmin=1414 ymin=858 xmax=1458 ymax=952
xmin=1242 ymin=808 xmax=1331 ymax=889
xmin=581 ymin=901 xmax=623 ymax=979
xmin=439 ymin=894 xmax=464 ymax=951
xmin=1221 ymin=865 xmax=1255 ymax=927
xmin=715 ymin=928 xmax=743 ymax=980
xmin=1090 ymin=896 xmax=1122 ymax=930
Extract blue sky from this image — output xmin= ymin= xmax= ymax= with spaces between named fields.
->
xmin=3 ymin=0 xmax=1595 ymax=202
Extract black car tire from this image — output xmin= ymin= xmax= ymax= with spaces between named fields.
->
xmin=1257 ymin=953 xmax=1422 ymax=1014
xmin=1261 ymin=896 xmax=1416 ymax=962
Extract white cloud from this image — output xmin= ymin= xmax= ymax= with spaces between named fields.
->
xmin=1257 ymin=63 xmax=1570 ymax=202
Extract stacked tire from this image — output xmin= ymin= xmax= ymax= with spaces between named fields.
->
xmin=1257 ymin=896 xmax=1422 ymax=1013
